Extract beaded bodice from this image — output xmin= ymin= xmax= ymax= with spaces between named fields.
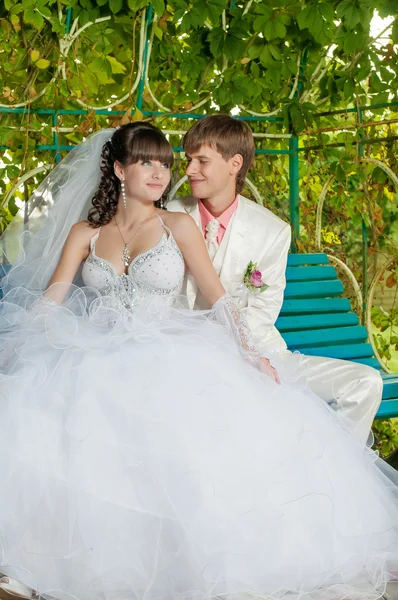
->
xmin=82 ymin=217 xmax=185 ymax=315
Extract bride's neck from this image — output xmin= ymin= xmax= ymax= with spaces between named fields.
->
xmin=115 ymin=199 xmax=157 ymax=227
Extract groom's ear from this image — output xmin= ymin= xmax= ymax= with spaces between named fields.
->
xmin=230 ymin=153 xmax=243 ymax=175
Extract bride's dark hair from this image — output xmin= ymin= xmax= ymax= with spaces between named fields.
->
xmin=88 ymin=122 xmax=174 ymax=227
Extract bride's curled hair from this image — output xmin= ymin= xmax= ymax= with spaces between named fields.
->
xmin=88 ymin=122 xmax=174 ymax=227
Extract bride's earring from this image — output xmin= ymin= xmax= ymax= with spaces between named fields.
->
xmin=121 ymin=180 xmax=127 ymax=210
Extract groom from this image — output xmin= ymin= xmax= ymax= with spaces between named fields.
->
xmin=167 ymin=114 xmax=382 ymax=443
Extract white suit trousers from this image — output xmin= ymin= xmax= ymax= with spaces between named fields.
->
xmin=275 ymin=351 xmax=383 ymax=443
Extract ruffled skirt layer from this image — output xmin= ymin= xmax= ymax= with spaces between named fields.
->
xmin=0 ymin=288 xmax=397 ymax=600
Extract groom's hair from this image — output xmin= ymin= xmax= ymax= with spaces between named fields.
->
xmin=183 ymin=114 xmax=255 ymax=194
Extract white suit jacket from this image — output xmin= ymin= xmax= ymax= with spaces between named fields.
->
xmin=167 ymin=195 xmax=291 ymax=353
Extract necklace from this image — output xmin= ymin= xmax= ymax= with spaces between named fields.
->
xmin=114 ymin=213 xmax=156 ymax=267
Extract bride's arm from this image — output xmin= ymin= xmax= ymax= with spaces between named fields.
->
xmin=42 ymin=221 xmax=93 ymax=305
xmin=170 ymin=214 xmax=280 ymax=382
xmin=1 ymin=223 xmax=93 ymax=366
xmin=170 ymin=213 xmax=225 ymax=305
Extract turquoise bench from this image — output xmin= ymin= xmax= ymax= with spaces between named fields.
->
xmin=1 ymin=258 xmax=398 ymax=419
xmin=276 ymin=253 xmax=398 ymax=420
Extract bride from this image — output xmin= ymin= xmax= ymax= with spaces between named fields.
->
xmin=0 ymin=122 xmax=397 ymax=600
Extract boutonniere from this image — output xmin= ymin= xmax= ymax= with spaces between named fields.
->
xmin=243 ymin=261 xmax=269 ymax=294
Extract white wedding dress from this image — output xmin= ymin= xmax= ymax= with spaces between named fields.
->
xmin=0 ymin=215 xmax=398 ymax=600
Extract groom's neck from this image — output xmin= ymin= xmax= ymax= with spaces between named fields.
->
xmin=200 ymin=193 xmax=237 ymax=218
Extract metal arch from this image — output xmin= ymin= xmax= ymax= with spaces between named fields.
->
xmin=1 ymin=165 xmax=52 ymax=212
xmin=366 ymin=254 xmax=398 ymax=374
xmin=327 ymin=254 xmax=363 ymax=317
xmin=315 ymin=174 xmax=335 ymax=250
xmin=361 ymin=157 xmax=398 ymax=189
xmin=315 ymin=158 xmax=398 ymax=251
xmin=0 ymin=16 xmax=112 ymax=110
xmin=167 ymin=175 xmax=188 ymax=202
xmin=314 ymin=157 xmax=398 ymax=359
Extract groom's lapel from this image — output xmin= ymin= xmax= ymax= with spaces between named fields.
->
xmin=219 ymin=196 xmax=248 ymax=283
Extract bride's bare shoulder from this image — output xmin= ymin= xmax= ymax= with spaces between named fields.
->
xmin=70 ymin=220 xmax=98 ymax=234
xmin=157 ymin=210 xmax=201 ymax=250
xmin=68 ymin=221 xmax=99 ymax=246
xmin=157 ymin=209 xmax=194 ymax=230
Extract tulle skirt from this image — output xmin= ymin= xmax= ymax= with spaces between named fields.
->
xmin=0 ymin=287 xmax=398 ymax=600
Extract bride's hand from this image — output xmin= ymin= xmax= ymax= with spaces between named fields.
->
xmin=258 ymin=357 xmax=280 ymax=384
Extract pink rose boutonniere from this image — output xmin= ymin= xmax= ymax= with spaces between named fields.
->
xmin=244 ymin=261 xmax=269 ymax=294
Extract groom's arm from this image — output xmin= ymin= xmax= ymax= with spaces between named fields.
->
xmin=244 ymin=223 xmax=291 ymax=348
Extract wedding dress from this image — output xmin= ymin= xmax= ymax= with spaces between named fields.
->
xmin=0 ymin=211 xmax=398 ymax=600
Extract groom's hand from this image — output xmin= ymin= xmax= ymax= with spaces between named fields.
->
xmin=258 ymin=357 xmax=281 ymax=385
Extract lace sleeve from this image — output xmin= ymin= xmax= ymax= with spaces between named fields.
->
xmin=213 ymin=293 xmax=261 ymax=363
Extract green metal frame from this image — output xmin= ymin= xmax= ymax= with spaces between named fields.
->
xmin=1 ymin=4 xmax=397 ymax=255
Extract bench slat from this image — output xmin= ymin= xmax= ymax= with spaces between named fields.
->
xmin=280 ymin=298 xmax=352 ymax=315
xmin=286 ymin=265 xmax=337 ymax=282
xmin=281 ymin=325 xmax=368 ymax=349
xmin=381 ymin=374 xmax=398 ymax=400
xmin=284 ymin=280 xmax=344 ymax=299
xmin=287 ymin=254 xmax=330 ymax=266
xmin=290 ymin=342 xmax=374 ymax=360
xmin=352 ymin=357 xmax=382 ymax=369
xmin=276 ymin=312 xmax=359 ymax=332
xmin=280 ymin=298 xmax=351 ymax=315
xmin=377 ymin=398 xmax=398 ymax=419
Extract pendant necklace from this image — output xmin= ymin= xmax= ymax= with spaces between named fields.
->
xmin=114 ymin=213 xmax=156 ymax=267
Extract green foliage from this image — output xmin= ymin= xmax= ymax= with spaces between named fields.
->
xmin=373 ymin=418 xmax=398 ymax=458
xmin=0 ymin=0 xmax=396 ymax=119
